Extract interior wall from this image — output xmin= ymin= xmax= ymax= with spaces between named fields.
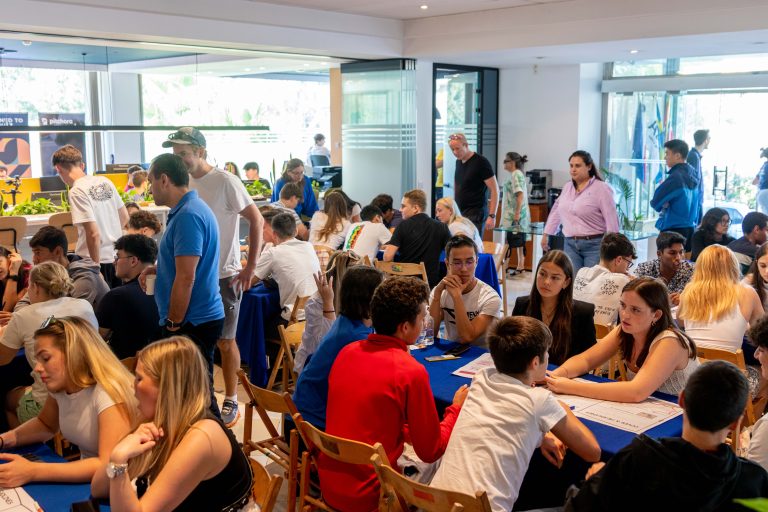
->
xmin=415 ymin=59 xmax=434 ymax=213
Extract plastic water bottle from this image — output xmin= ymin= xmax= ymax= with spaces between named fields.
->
xmin=422 ymin=316 xmax=434 ymax=346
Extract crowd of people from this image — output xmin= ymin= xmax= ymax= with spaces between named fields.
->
xmin=2 ymin=125 xmax=768 ymax=511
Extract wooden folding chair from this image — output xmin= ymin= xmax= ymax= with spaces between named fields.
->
xmin=483 ymin=241 xmax=509 ymax=315
xmin=48 ymin=211 xmax=77 ymax=253
xmin=238 ymin=369 xmax=302 ymax=511
xmin=295 ymin=416 xmax=391 ymax=512
xmin=371 ymin=454 xmax=492 ymax=512
xmin=120 ymin=356 xmax=138 ymax=374
xmin=314 ymin=244 xmax=336 ymax=273
xmin=266 ymin=295 xmax=309 ymax=390
xmin=374 ymin=260 xmax=429 ymax=283
xmin=696 ymin=347 xmax=757 ymax=451
xmin=272 ymin=320 xmax=305 ymax=392
xmin=0 ymin=216 xmax=27 ymax=253
xmin=250 ymin=458 xmax=283 ymax=512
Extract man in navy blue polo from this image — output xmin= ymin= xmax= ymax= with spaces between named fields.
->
xmin=145 ymin=152 xmax=224 ymax=416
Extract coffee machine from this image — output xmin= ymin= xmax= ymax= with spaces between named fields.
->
xmin=525 ymin=169 xmax=552 ymax=204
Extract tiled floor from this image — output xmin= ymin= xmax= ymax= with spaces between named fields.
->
xmin=224 ymin=271 xmax=534 ymax=509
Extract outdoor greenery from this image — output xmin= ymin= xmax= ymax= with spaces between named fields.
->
xmin=602 ymin=167 xmax=644 ymax=230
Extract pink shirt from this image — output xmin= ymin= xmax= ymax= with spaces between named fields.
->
xmin=544 ymin=178 xmax=619 ymax=237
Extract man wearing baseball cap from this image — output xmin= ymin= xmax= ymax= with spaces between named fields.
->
xmin=163 ymin=127 xmax=264 ymax=427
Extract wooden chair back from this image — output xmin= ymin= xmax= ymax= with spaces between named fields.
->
xmin=120 ymin=356 xmax=137 ymax=374
xmin=371 ymin=454 xmax=492 ymax=512
xmin=594 ymin=323 xmax=612 ymax=339
xmin=250 ymin=458 xmax=283 ymax=512
xmin=48 ymin=212 xmax=77 ymax=253
xmin=274 ymin=320 xmax=306 ymax=392
xmin=482 ymin=241 xmax=509 ymax=316
xmin=296 ymin=416 xmax=391 ymax=512
xmin=374 ymin=260 xmax=429 ymax=283
xmin=314 ymin=244 xmax=336 ymax=273
xmin=238 ymin=369 xmax=302 ymax=511
xmin=287 ymin=295 xmax=310 ymax=325
xmin=0 ymin=216 xmax=27 ymax=253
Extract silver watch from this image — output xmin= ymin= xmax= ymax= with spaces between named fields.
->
xmin=106 ymin=462 xmax=128 ymax=479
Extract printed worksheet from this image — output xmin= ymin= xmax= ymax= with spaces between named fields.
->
xmin=451 ymin=353 xmax=495 ymax=378
xmin=553 ymin=379 xmax=682 ymax=434
xmin=0 ymin=487 xmax=42 ymax=512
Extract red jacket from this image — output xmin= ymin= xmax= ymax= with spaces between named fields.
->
xmin=321 ymin=333 xmax=461 ymax=511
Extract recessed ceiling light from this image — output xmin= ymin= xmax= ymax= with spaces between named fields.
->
xmin=754 ymin=41 xmax=766 ymax=45
xmin=244 ymin=67 xmax=251 ymax=71
xmin=629 ymin=49 xmax=640 ymax=54
xmin=22 ymin=40 xmax=32 ymax=46
xmin=259 ymin=66 xmax=266 ymax=70
xmin=320 ymin=61 xmax=329 ymax=65
xmin=535 ymin=56 xmax=545 ymax=60
xmin=420 ymin=5 xmax=428 ymax=9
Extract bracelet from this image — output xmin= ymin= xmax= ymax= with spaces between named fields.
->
xmin=323 ymin=310 xmax=335 ymax=314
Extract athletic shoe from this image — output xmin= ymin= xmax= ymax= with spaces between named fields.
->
xmin=221 ymin=399 xmax=240 ymax=427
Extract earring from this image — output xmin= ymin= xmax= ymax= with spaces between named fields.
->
xmin=651 ymin=319 xmax=657 ymax=326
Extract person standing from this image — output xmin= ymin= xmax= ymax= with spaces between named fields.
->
xmin=448 ymin=133 xmax=500 ymax=235
xmin=163 ymin=127 xmax=264 ymax=427
xmin=651 ymin=139 xmax=702 ymax=252
xmin=501 ymin=152 xmax=531 ymax=275
xmin=53 ymin=145 xmax=128 ymax=288
xmin=144 ymin=153 xmax=224 ymax=417
xmin=753 ymin=147 xmax=768 ymax=214
xmin=542 ymin=150 xmax=620 ymax=275
xmin=687 ymin=129 xmax=710 ymax=223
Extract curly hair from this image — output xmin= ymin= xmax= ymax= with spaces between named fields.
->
xmin=371 ymin=276 xmax=429 ymax=336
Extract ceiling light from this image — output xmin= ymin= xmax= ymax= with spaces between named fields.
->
xmin=629 ymin=49 xmax=639 ymax=54
xmin=244 ymin=67 xmax=251 ymax=71
xmin=420 ymin=5 xmax=428 ymax=9
xmin=303 ymin=63 xmax=310 ymax=67
xmin=22 ymin=40 xmax=32 ymax=46
xmin=259 ymin=66 xmax=266 ymax=70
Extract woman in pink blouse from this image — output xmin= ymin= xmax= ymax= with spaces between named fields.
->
xmin=542 ymin=150 xmax=619 ymax=274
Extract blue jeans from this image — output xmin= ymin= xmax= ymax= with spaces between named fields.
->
xmin=564 ymin=237 xmax=602 ymax=275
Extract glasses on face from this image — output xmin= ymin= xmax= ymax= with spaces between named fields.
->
xmin=449 ymin=259 xmax=476 ymax=269
xmin=719 ymin=218 xmax=731 ymax=226
xmin=621 ymin=257 xmax=635 ymax=270
xmin=40 ymin=315 xmax=60 ymax=329
xmin=114 ymin=253 xmax=134 ymax=262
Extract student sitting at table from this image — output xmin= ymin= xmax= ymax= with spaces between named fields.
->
xmin=690 ymin=207 xmax=736 ymax=262
xmin=270 ymin=182 xmax=309 ymax=241
xmin=384 ymin=189 xmax=452 ymax=288
xmin=547 ymin=277 xmax=699 ymax=401
xmin=430 ymin=235 xmax=501 ymax=346
xmin=125 ymin=210 xmax=163 ymax=238
xmin=0 ymin=262 xmax=98 ymax=428
xmin=431 ymin=316 xmax=600 ymax=511
xmin=634 ymin=230 xmax=694 ymax=306
xmin=513 ymin=250 xmax=596 ymax=365
xmin=0 ymin=317 xmax=136 ymax=495
xmin=253 ymin=213 xmax=320 ymax=321
xmin=743 ymin=241 xmax=768 ymax=313
xmin=309 ymin=191 xmax=351 ymax=249
xmin=0 ymin=247 xmax=31 ymax=313
xmin=434 ymin=197 xmax=484 ymax=250
xmin=748 ymin=315 xmax=768 ymax=471
xmin=96 ymin=337 xmax=252 ymax=510
xmin=323 ymin=276 xmax=468 ymax=511
xmin=293 ymin=265 xmax=384 ymax=430
xmin=342 ymin=205 xmax=392 ymax=262
xmin=573 ymin=233 xmax=636 ymax=327
xmin=567 ymin=361 xmax=768 ymax=511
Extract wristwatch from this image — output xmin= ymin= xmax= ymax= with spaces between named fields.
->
xmin=106 ymin=462 xmax=128 ymax=479
xmin=165 ymin=319 xmax=182 ymax=329
xmin=7 ymin=274 xmax=19 ymax=282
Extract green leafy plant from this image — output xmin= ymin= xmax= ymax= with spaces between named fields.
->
xmin=601 ymin=167 xmax=644 ymax=231
xmin=734 ymin=498 xmax=768 ymax=511
xmin=119 ymin=190 xmax=134 ymax=204
xmin=245 ymin=180 xmax=271 ymax=198
xmin=59 ymin=188 xmax=70 ymax=212
xmin=10 ymin=198 xmax=62 ymax=216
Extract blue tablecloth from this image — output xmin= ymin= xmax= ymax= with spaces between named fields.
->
xmin=412 ymin=340 xmax=683 ymax=458
xmin=236 ymin=283 xmax=282 ymax=387
xmin=11 ymin=444 xmax=109 ymax=511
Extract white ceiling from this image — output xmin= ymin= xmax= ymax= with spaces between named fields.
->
xmin=249 ymin=0 xmax=571 ymax=20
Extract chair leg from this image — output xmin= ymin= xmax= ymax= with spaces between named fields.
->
xmin=243 ymin=402 xmax=254 ymax=455
xmin=288 ymin=429 xmax=299 ymax=512
xmin=267 ymin=345 xmax=284 ymax=391
xmin=298 ymin=451 xmax=310 ymax=511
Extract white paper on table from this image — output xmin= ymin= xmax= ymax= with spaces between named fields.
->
xmin=553 ymin=379 xmax=682 ymax=434
xmin=451 ymin=352 xmax=495 ymax=378
xmin=0 ymin=487 xmax=42 ymax=512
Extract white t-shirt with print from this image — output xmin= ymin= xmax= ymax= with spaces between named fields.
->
xmin=254 ymin=239 xmax=320 ymax=319
xmin=0 ymin=297 xmax=97 ymax=405
xmin=748 ymin=414 xmax=768 ymax=472
xmin=430 ymin=369 xmax=566 ymax=512
xmin=573 ymin=265 xmax=631 ymax=326
xmin=69 ymin=175 xmax=125 ymax=263
xmin=190 ymin=168 xmax=253 ymax=278
xmin=51 ymin=383 xmax=116 ymax=459
xmin=309 ymin=211 xmax=350 ymax=249
xmin=342 ymin=221 xmax=392 ymax=262
xmin=429 ymin=279 xmax=501 ymax=346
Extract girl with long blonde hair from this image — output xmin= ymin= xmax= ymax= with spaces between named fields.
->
xmin=435 ymin=197 xmax=483 ymax=249
xmin=0 ymin=316 xmax=136 ymax=495
xmin=678 ymin=244 xmax=763 ymax=353
xmin=104 ymin=337 xmax=252 ymax=511
xmin=310 ymin=191 xmax=351 ymax=248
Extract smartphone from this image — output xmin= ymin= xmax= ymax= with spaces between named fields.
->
xmin=443 ymin=344 xmax=470 ymax=357
xmin=71 ymin=499 xmax=100 ymax=512
xmin=425 ymin=354 xmax=459 ymax=362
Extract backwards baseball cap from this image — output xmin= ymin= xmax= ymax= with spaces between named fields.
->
xmin=162 ymin=127 xmax=206 ymax=148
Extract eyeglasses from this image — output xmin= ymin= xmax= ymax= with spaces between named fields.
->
xmin=40 ymin=315 xmax=60 ymax=329
xmin=621 ymin=257 xmax=635 ymax=269
xmin=719 ymin=218 xmax=731 ymax=225
xmin=114 ymin=254 xmax=135 ymax=262
xmin=449 ymin=259 xmax=476 ymax=269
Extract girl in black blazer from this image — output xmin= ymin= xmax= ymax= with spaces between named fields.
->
xmin=512 ymin=250 xmax=596 ymax=365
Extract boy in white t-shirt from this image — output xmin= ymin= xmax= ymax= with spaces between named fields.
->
xmin=343 ymin=205 xmax=392 ymax=262
xmin=430 ymin=316 xmax=601 ymax=512
xmin=430 ymin=235 xmax=501 ymax=346
xmin=573 ymin=233 xmax=636 ymax=326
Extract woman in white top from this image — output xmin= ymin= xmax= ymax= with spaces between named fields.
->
xmin=0 ymin=261 xmax=98 ymax=427
xmin=547 ymin=277 xmax=699 ymax=400
xmin=435 ymin=197 xmax=484 ymax=250
xmin=309 ymin=191 xmax=351 ymax=249
xmin=0 ymin=316 xmax=136 ymax=495
xmin=742 ymin=241 xmax=768 ymax=313
xmin=678 ymin=245 xmax=763 ymax=352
